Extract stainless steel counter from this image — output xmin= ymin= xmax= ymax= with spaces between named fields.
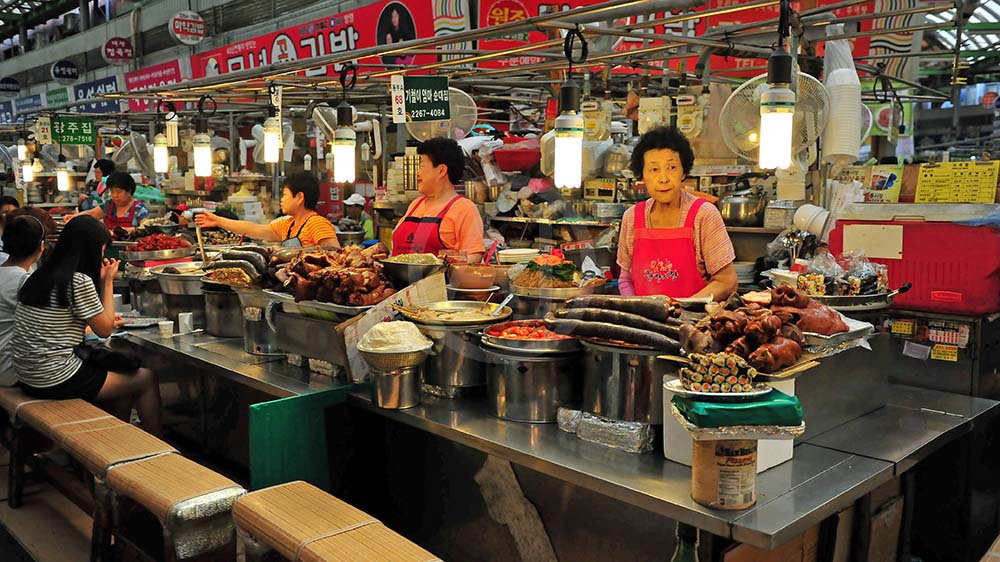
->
xmin=114 ymin=330 xmax=339 ymax=398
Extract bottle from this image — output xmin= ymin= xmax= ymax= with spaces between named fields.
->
xmin=669 ymin=522 xmax=700 ymax=562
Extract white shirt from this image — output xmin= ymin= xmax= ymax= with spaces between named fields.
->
xmin=0 ymin=266 xmax=29 ymax=385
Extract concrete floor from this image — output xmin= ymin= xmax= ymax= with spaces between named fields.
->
xmin=0 ymin=447 xmax=90 ymax=562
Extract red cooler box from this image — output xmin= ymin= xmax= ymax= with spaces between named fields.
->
xmin=829 ymin=221 xmax=1000 ymax=315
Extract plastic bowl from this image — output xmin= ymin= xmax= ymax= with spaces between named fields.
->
xmin=493 ymin=149 xmax=542 ymax=173
xmin=449 ymin=265 xmax=497 ymax=289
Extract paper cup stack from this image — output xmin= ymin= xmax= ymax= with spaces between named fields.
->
xmin=822 ymin=69 xmax=862 ymax=167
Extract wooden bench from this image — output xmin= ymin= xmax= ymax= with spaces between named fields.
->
xmin=233 ymin=480 xmax=442 ymax=562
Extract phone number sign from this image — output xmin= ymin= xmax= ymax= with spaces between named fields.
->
xmin=390 ymin=75 xmax=450 ymax=123
xmin=53 ymin=117 xmax=95 ymax=145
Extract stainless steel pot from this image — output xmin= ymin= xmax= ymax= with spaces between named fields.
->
xmin=417 ymin=325 xmax=493 ymax=389
xmin=162 ymin=294 xmax=205 ymax=327
xmin=484 ymin=348 xmax=581 ymax=423
xmin=151 ymin=262 xmax=206 ymax=296
xmin=203 ymin=288 xmax=242 ymax=338
xmin=336 ymin=230 xmax=365 ymax=246
xmin=511 ymin=295 xmax=567 ymax=321
xmin=371 ymin=365 xmax=421 ymax=409
xmin=128 ymin=279 xmax=164 ymax=318
xmin=581 ymin=339 xmax=677 ymax=425
xmin=718 ymin=188 xmax=766 ymax=227
xmin=235 ymin=289 xmax=283 ymax=355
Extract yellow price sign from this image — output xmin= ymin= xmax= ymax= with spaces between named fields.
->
xmin=930 ymin=344 xmax=959 ymax=363
xmin=891 ymin=320 xmax=915 ymax=336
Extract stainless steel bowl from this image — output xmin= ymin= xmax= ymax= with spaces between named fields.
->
xmin=151 ymin=262 xmax=206 ymax=296
xmin=719 ymin=189 xmax=766 ymax=227
xmin=380 ymin=260 xmax=446 ymax=288
xmin=336 ymin=230 xmax=365 ymax=247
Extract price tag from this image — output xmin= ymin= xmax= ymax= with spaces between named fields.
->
xmin=930 ymin=344 xmax=959 ymax=362
xmin=891 ymin=319 xmax=915 ymax=336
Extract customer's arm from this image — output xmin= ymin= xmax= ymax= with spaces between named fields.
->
xmin=194 ymin=211 xmax=279 ymax=241
xmin=85 ymin=259 xmax=121 ymax=338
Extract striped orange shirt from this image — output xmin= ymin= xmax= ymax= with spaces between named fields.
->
xmin=269 ymin=213 xmax=338 ymax=247
xmin=617 ymin=191 xmax=735 ymax=281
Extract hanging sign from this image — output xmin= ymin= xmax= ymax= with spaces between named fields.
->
xmin=46 ymin=87 xmax=70 ymax=106
xmin=0 ymin=77 xmax=20 ymax=97
xmin=50 ymin=60 xmax=79 ymax=84
xmin=390 ymin=75 xmax=450 ymax=123
xmin=34 ymin=116 xmax=52 ymax=144
xmin=73 ymin=75 xmax=122 ymax=113
xmin=169 ymin=11 xmax=207 ymax=46
xmin=14 ymin=95 xmax=43 ymax=116
xmin=102 ymin=37 xmax=135 ymax=66
xmin=53 ymin=117 xmax=96 ymax=145
xmin=125 ymin=61 xmax=183 ymax=112
xmin=189 ymin=0 xmax=470 ymax=78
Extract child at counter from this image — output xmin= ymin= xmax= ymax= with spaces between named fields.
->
xmin=0 ymin=215 xmax=46 ymax=386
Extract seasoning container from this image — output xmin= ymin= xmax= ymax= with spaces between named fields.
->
xmin=690 ymin=439 xmax=758 ymax=510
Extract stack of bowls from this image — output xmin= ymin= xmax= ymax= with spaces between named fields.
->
xmin=734 ymin=261 xmax=756 ymax=286
xmin=498 ymin=249 xmax=539 ymax=265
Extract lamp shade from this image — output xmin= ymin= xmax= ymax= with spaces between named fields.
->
xmin=553 ymin=111 xmax=584 ymax=189
xmin=193 ymin=132 xmax=213 ymax=177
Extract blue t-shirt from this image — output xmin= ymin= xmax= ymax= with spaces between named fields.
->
xmin=101 ymin=199 xmax=149 ymax=227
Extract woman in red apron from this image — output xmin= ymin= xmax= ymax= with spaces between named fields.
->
xmin=391 ymin=137 xmax=485 ymax=263
xmin=67 ymin=172 xmax=149 ymax=230
xmin=617 ymin=127 xmax=737 ymax=300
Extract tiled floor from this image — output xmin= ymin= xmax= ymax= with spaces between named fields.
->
xmin=0 ymin=447 xmax=90 ymax=562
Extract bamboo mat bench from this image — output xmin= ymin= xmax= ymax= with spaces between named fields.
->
xmin=233 ymin=480 xmax=442 ymax=562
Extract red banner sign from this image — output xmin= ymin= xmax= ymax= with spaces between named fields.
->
xmin=124 ymin=60 xmax=183 ymax=112
xmin=190 ymin=0 xmax=469 ymax=79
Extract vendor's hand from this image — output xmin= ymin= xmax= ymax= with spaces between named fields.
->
xmin=194 ymin=211 xmax=219 ymax=229
xmin=100 ymin=258 xmax=120 ymax=284
xmin=63 ymin=213 xmax=76 ymax=224
xmin=113 ymin=314 xmax=125 ymax=328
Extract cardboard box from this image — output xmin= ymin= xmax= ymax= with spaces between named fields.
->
xmin=867 ymin=496 xmax=904 ymax=562
xmin=723 ymin=522 xmax=819 ymax=562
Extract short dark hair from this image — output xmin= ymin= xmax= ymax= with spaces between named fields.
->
xmin=6 ymin=207 xmax=57 ymax=236
xmin=630 ymin=126 xmax=696 ymax=178
xmin=1 ymin=215 xmax=44 ymax=259
xmin=0 ymin=195 xmax=19 ymax=209
xmin=94 ymin=159 xmax=115 ymax=176
xmin=417 ymin=137 xmax=465 ymax=185
xmin=106 ymin=172 xmax=136 ymax=195
xmin=283 ymin=172 xmax=321 ymax=210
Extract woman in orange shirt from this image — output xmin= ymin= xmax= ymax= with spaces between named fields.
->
xmin=196 ymin=172 xmax=340 ymax=248
xmin=392 ymin=138 xmax=485 ymax=264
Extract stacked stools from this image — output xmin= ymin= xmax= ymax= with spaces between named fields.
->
xmin=233 ymin=480 xmax=442 ymax=562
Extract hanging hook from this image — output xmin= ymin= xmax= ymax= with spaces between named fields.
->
xmin=196 ymin=94 xmax=217 ymax=117
xmin=562 ymin=25 xmax=588 ymax=75
xmin=340 ymin=63 xmax=357 ymax=100
xmin=157 ymin=100 xmax=178 ymax=121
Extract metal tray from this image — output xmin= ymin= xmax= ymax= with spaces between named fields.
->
xmin=802 ymin=313 xmax=875 ymax=347
xmin=150 ymin=262 xmax=206 ymax=295
xmin=121 ymin=247 xmax=197 ymax=262
xmin=481 ymin=320 xmax=580 ymax=354
xmin=398 ymin=300 xmax=512 ymax=326
xmin=264 ymin=289 xmax=372 ymax=321
xmin=665 ymin=379 xmax=772 ymax=402
xmin=511 ymin=284 xmax=598 ymax=299
xmin=808 ymin=283 xmax=911 ymax=312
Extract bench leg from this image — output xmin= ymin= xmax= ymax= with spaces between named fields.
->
xmin=90 ymin=480 xmax=114 ymax=562
xmin=237 ymin=528 xmax=273 ymax=562
xmin=7 ymin=425 xmax=26 ymax=509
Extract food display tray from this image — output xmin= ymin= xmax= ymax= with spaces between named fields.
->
xmin=120 ymin=247 xmax=196 ymax=262
xmin=511 ymin=284 xmax=598 ymax=299
xmin=480 ymin=320 xmax=580 ymax=354
xmin=264 ymin=290 xmax=372 ymax=321
xmin=665 ymin=379 xmax=772 ymax=402
xmin=802 ymin=313 xmax=874 ymax=347
xmin=397 ymin=300 xmax=512 ymax=327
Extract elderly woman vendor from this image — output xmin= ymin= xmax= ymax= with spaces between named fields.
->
xmin=616 ymin=126 xmax=737 ymax=300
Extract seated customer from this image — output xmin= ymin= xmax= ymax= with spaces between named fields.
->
xmin=12 ymin=216 xmax=163 ymax=436
xmin=0 ymin=215 xmax=45 ymax=386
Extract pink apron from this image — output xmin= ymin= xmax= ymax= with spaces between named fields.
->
xmin=631 ymin=198 xmax=708 ymax=298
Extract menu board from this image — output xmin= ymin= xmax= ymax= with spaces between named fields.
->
xmin=914 ymin=161 xmax=1000 ymax=204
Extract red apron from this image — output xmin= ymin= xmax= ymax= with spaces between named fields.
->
xmin=391 ymin=196 xmax=461 ymax=256
xmin=631 ymin=198 xmax=708 ymax=298
xmin=104 ymin=201 xmax=138 ymax=230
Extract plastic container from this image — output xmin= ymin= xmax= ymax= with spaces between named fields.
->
xmin=829 ymin=221 xmax=1000 ymax=315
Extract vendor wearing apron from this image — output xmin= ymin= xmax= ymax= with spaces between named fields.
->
xmin=196 ymin=172 xmax=340 ymax=248
xmin=616 ymin=127 xmax=737 ymax=300
xmin=392 ymin=137 xmax=485 ymax=264
xmin=67 ymin=172 xmax=149 ymax=230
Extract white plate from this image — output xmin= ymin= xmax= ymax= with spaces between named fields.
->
xmin=665 ymin=379 xmax=772 ymax=402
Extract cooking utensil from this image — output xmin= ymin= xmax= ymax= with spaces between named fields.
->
xmin=718 ymin=187 xmax=766 ymax=227
xmin=492 ymin=293 xmax=515 ymax=316
xmin=194 ymin=218 xmax=208 ymax=263
xmin=396 ymin=300 xmax=512 ymax=326
xmin=336 ymin=230 xmax=365 ymax=247
xmin=478 ymin=291 xmax=497 ymax=314
xmin=150 ymin=262 xmax=207 ymax=296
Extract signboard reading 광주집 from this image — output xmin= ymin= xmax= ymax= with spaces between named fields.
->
xmin=53 ymin=117 xmax=96 ymax=145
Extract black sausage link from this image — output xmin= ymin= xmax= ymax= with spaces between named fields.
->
xmin=564 ymin=295 xmax=681 ymax=323
xmin=234 ymin=246 xmax=270 ymax=260
xmin=222 ymin=250 xmax=268 ymax=273
xmin=554 ymin=307 xmax=680 ymax=337
xmin=543 ymin=314 xmax=680 ymax=351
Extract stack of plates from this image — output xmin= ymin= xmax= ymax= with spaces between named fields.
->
xmin=498 ymin=248 xmax=540 ymax=264
xmin=734 ymin=261 xmax=756 ymax=285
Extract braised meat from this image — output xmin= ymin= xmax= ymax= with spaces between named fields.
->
xmin=771 ymin=300 xmax=849 ymax=335
xmin=748 ymin=336 xmax=802 ymax=372
xmin=770 ymin=286 xmax=811 ymax=308
xmin=281 ymin=243 xmax=395 ymax=306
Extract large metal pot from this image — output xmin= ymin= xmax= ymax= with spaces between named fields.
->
xmin=484 ymin=348 xmax=581 ymax=423
xmin=336 ymin=230 xmax=365 ymax=246
xmin=719 ymin=188 xmax=766 ymax=227
xmin=128 ymin=278 xmax=164 ymax=318
xmin=151 ymin=262 xmax=206 ymax=296
xmin=235 ymin=289 xmax=283 ymax=355
xmin=203 ymin=288 xmax=243 ymax=338
xmin=417 ymin=326 xmax=492 ymax=388
xmin=581 ymin=339 xmax=677 ymax=425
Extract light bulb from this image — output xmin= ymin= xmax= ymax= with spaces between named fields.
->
xmin=153 ymin=133 xmax=169 ymax=174
xmin=166 ymin=114 xmax=179 ymax=147
xmin=325 ymin=151 xmax=334 ymax=171
xmin=332 ymin=126 xmax=356 ymax=183
xmin=758 ymin=84 xmax=795 ymax=170
xmin=553 ymin=111 xmax=584 ymax=189
xmin=21 ymin=162 xmax=33 ymax=182
xmin=17 ymin=139 xmax=27 ymax=160
xmin=263 ymin=117 xmax=281 ymax=164
xmin=193 ymin=132 xmax=212 ymax=177
xmin=31 ymin=158 xmax=42 ymax=173
xmin=57 ymin=166 xmax=70 ymax=191
xmin=303 ymin=154 xmax=312 ymax=171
